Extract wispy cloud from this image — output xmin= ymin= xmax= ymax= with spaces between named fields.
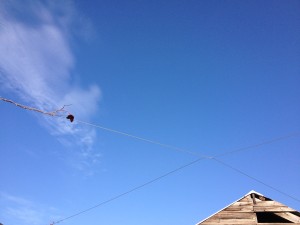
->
xmin=0 ymin=192 xmax=61 ymax=225
xmin=0 ymin=0 xmax=101 ymax=173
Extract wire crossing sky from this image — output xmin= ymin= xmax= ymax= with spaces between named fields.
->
xmin=50 ymin=133 xmax=300 ymax=224
xmin=1 ymin=1 xmax=300 ymax=225
xmin=2 ymin=97 xmax=300 ymax=224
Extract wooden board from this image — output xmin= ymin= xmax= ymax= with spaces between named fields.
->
xmin=197 ymin=192 xmax=300 ymax=225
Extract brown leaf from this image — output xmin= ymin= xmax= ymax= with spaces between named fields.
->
xmin=66 ymin=114 xmax=74 ymax=122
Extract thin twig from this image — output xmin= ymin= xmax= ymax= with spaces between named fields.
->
xmin=0 ymin=97 xmax=69 ymax=117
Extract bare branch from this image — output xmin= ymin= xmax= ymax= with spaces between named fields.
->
xmin=0 ymin=97 xmax=70 ymax=117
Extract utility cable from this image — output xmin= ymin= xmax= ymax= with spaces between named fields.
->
xmin=212 ymin=132 xmax=300 ymax=158
xmin=2 ymin=98 xmax=299 ymax=222
xmin=2 ymin=97 xmax=298 ymax=159
xmin=212 ymin=157 xmax=300 ymax=203
xmin=51 ymin=156 xmax=207 ymax=224
xmin=76 ymin=120 xmax=205 ymax=157
xmin=76 ymin=120 xmax=300 ymax=159
xmin=75 ymin=121 xmax=300 ymax=205
xmin=51 ymin=133 xmax=300 ymax=224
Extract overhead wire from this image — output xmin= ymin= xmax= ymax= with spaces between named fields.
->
xmin=76 ymin=120 xmax=205 ymax=157
xmin=51 ymin=129 xmax=300 ymax=224
xmin=1 ymin=98 xmax=299 ymax=222
xmin=1 ymin=97 xmax=298 ymax=160
xmin=76 ymin=120 xmax=300 ymax=158
xmin=212 ymin=157 xmax=300 ymax=203
xmin=52 ymin=157 xmax=207 ymax=224
xmin=76 ymin=120 xmax=300 ymax=200
xmin=75 ymin=120 xmax=300 ymax=202
xmin=76 ymin=120 xmax=300 ymax=206
xmin=212 ymin=132 xmax=300 ymax=158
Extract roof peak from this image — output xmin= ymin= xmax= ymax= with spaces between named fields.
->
xmin=195 ymin=190 xmax=300 ymax=225
xmin=245 ymin=190 xmax=264 ymax=196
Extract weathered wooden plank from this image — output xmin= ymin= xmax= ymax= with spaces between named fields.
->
xmin=254 ymin=206 xmax=296 ymax=212
xmin=216 ymin=212 xmax=255 ymax=219
xmin=255 ymin=200 xmax=286 ymax=207
xmin=202 ymin=218 xmax=256 ymax=224
xmin=225 ymin=205 xmax=253 ymax=212
xmin=257 ymin=223 xmax=300 ymax=225
xmin=251 ymin=193 xmax=257 ymax=204
xmin=274 ymin=212 xmax=300 ymax=223
xmin=231 ymin=202 xmax=253 ymax=206
xmin=198 ymin=192 xmax=300 ymax=225
xmin=239 ymin=196 xmax=253 ymax=202
xmin=202 ymin=222 xmax=256 ymax=224
xmin=202 ymin=223 xmax=256 ymax=225
xmin=203 ymin=223 xmax=300 ymax=225
xmin=219 ymin=218 xmax=256 ymax=222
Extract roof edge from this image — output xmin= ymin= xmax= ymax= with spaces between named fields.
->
xmin=195 ymin=190 xmax=264 ymax=225
xmin=245 ymin=190 xmax=264 ymax=196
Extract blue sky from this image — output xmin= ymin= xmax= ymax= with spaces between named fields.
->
xmin=0 ymin=0 xmax=300 ymax=225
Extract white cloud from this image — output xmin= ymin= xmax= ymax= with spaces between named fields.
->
xmin=5 ymin=207 xmax=44 ymax=225
xmin=0 ymin=0 xmax=101 ymax=173
xmin=0 ymin=193 xmax=34 ymax=207
xmin=0 ymin=192 xmax=61 ymax=225
xmin=0 ymin=17 xmax=73 ymax=105
xmin=61 ymin=85 xmax=102 ymax=120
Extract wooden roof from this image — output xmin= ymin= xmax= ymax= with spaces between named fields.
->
xmin=196 ymin=190 xmax=300 ymax=225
